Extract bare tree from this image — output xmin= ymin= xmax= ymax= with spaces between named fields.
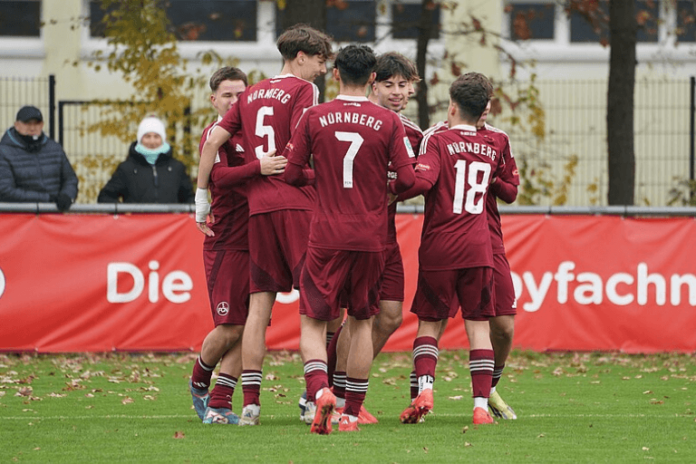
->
xmin=607 ymin=0 xmax=637 ymax=205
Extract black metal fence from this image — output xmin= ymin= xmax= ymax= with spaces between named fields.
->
xmin=490 ymin=77 xmax=696 ymax=206
xmin=1 ymin=75 xmax=695 ymax=206
xmin=0 ymin=75 xmax=55 ymax=139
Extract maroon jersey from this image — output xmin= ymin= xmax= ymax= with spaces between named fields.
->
xmin=217 ymin=74 xmax=318 ymax=216
xmin=481 ymin=123 xmax=519 ymax=255
xmin=416 ymin=123 xmax=503 ymax=270
xmin=200 ymin=120 xmax=250 ymax=251
xmin=385 ymin=114 xmax=422 ymax=243
xmin=284 ymin=95 xmax=414 ymax=252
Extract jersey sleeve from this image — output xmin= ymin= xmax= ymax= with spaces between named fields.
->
xmin=290 ymin=82 xmax=319 ymax=130
xmin=388 ymin=115 xmax=415 ymax=170
xmin=283 ymin=111 xmax=312 ymax=168
xmin=413 ymin=131 xmax=442 ymax=186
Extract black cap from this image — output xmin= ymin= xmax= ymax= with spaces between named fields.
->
xmin=16 ymin=106 xmax=43 ymax=123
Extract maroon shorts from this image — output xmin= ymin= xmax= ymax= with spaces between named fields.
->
xmin=411 ymin=267 xmax=495 ymax=322
xmin=493 ymin=253 xmax=516 ymax=317
xmin=247 ymin=210 xmax=311 ymax=293
xmin=300 ymin=247 xmax=385 ymax=322
xmin=203 ymin=249 xmax=250 ymax=326
xmin=379 ymin=242 xmax=405 ymax=302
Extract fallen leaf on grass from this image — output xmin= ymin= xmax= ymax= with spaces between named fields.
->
xmin=46 ymin=393 xmax=66 ymax=398
xmin=15 ymin=387 xmax=33 ymax=397
xmin=85 ymin=393 xmax=94 ymax=398
xmin=423 ymin=447 xmax=428 ymax=453
xmin=173 ymin=431 xmax=185 ymax=439
xmin=643 ymin=390 xmax=653 ymax=394
xmin=537 ymin=434 xmax=545 ymax=438
xmin=462 ymin=426 xmax=469 ymax=434
xmin=85 ymin=405 xmax=94 ymax=409
xmin=143 ymin=395 xmax=156 ymax=401
xmin=0 ymin=391 xmax=5 ymax=397
xmin=33 ymin=447 xmax=40 ymax=451
xmin=265 ymin=374 xmax=278 ymax=381
xmin=121 ymin=397 xmax=134 ymax=405
xmin=449 ymin=395 xmax=463 ymax=400
xmin=464 ymin=442 xmax=473 ymax=447
xmin=642 ymin=447 xmax=650 ymax=451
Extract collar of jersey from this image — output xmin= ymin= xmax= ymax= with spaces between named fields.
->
xmin=450 ymin=124 xmax=477 ymax=132
xmin=335 ymin=95 xmax=369 ymax=102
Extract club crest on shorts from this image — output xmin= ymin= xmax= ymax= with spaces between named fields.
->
xmin=216 ymin=301 xmax=229 ymax=316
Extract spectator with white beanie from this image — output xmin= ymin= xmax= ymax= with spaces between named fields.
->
xmin=98 ymin=115 xmax=195 ymax=203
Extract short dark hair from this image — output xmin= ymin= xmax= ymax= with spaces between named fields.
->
xmin=277 ymin=24 xmax=333 ymax=61
xmin=449 ymin=72 xmax=492 ymax=121
xmin=334 ymin=45 xmax=376 ymax=86
xmin=209 ymin=67 xmax=248 ymax=92
xmin=373 ymin=52 xmax=420 ymax=83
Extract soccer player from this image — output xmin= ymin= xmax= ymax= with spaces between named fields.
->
xmin=190 ymin=67 xmax=288 ymax=424
xmin=284 ymin=44 xmax=416 ymax=434
xmin=196 ymin=24 xmax=333 ymax=426
xmin=478 ymin=103 xmax=520 ymax=420
xmin=406 ymin=101 xmax=521 ymax=420
xmin=326 ymin=52 xmax=422 ymax=424
xmin=396 ymin=72 xmax=503 ymax=426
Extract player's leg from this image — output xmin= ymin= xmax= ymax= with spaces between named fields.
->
xmin=372 ymin=299 xmax=402 ymax=355
xmin=401 ymin=269 xmax=457 ymax=424
xmin=191 ymin=249 xmax=246 ymax=420
xmin=407 ymin=317 xmax=448 ymax=403
xmin=299 ymin=246 xmax=350 ymax=434
xmin=337 ymin=250 xmax=384 ymax=432
xmin=488 ymin=253 xmax=517 ymax=419
xmin=239 ymin=291 xmax=274 ymax=425
xmin=332 ymin=321 xmax=350 ymax=410
xmin=400 ymin=319 xmax=442 ymax=424
xmin=203 ymin=329 xmax=243 ymax=424
xmin=339 ymin=315 xmax=374 ymax=431
xmin=459 ymin=267 xmax=496 ymax=425
xmin=371 ymin=243 xmax=405 ymax=356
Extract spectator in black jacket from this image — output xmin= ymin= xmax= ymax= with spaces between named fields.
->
xmin=0 ymin=106 xmax=78 ymax=211
xmin=98 ymin=116 xmax=195 ymax=204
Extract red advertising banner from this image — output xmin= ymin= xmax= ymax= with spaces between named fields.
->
xmin=1 ymin=213 xmax=695 ymax=353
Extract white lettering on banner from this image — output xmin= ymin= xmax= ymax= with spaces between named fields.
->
xmin=276 ymin=289 xmax=300 ymax=304
xmin=511 ymin=261 xmax=696 ymax=312
xmin=0 ymin=267 xmax=5 ymax=299
xmin=107 ymin=261 xmax=192 ymax=304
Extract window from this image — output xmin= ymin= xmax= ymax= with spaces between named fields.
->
xmin=391 ymin=2 xmax=440 ymax=40
xmin=568 ymin=0 xmax=658 ymax=43
xmin=90 ymin=0 xmax=258 ymax=42
xmin=276 ymin=0 xmax=376 ymax=43
xmin=0 ymin=0 xmax=41 ymax=37
xmin=508 ymin=3 xmax=555 ymax=41
xmin=677 ymin=0 xmax=696 ymax=43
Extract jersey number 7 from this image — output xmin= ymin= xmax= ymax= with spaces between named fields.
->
xmin=336 ymin=131 xmax=364 ymax=189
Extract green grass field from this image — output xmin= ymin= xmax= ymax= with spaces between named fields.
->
xmin=1 ymin=350 xmax=695 ymax=463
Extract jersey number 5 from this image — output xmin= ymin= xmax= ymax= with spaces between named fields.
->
xmin=255 ymin=106 xmax=275 ymax=159
xmin=336 ymin=131 xmax=364 ymax=188
xmin=453 ymin=160 xmax=491 ymax=214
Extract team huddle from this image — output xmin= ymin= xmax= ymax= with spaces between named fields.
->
xmin=189 ymin=24 xmax=520 ymax=434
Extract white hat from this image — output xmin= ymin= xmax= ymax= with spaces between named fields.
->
xmin=137 ymin=116 xmax=166 ymax=144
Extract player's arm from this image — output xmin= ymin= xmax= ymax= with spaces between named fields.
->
xmin=490 ymin=176 xmax=517 ymax=204
xmin=490 ymin=138 xmax=519 ymax=203
xmin=282 ymin=112 xmax=314 ymax=186
xmin=211 ymin=152 xmax=287 ymax=188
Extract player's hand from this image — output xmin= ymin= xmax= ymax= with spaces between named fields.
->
xmin=260 ymin=150 xmax=288 ymax=176
xmin=195 ymin=188 xmax=215 ymax=236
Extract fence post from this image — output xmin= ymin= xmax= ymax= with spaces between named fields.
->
xmin=58 ymin=101 xmax=64 ymax=147
xmin=49 ymin=74 xmax=56 ymax=140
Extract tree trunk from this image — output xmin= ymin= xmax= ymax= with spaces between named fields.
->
xmin=416 ymin=0 xmax=435 ymax=129
xmin=607 ymin=0 xmax=636 ymax=205
xmin=280 ymin=0 xmax=327 ymax=101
